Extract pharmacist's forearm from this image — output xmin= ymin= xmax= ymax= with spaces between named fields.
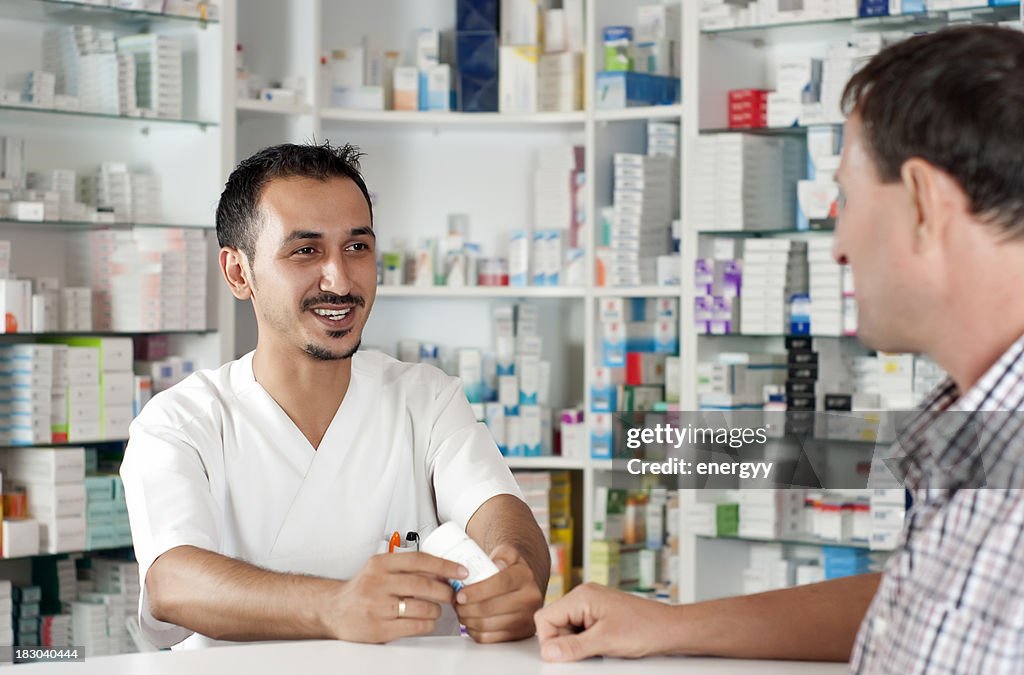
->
xmin=467 ymin=495 xmax=551 ymax=593
xmin=664 ymin=573 xmax=881 ymax=661
xmin=147 ymin=545 xmax=340 ymax=642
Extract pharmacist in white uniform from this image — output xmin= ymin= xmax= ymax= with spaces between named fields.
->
xmin=120 ymin=142 xmax=549 ymax=650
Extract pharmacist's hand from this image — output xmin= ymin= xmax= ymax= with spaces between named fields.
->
xmin=327 ymin=552 xmax=466 ymax=644
xmin=455 ymin=544 xmax=544 ymax=643
xmin=534 ymin=583 xmax=673 ymax=661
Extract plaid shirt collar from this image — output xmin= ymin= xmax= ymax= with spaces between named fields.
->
xmin=894 ymin=334 xmax=1024 ymax=493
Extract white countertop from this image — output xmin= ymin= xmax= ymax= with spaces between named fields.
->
xmin=16 ymin=636 xmax=849 ymax=674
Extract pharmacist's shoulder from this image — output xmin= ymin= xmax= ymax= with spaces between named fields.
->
xmin=355 ymin=350 xmax=459 ymax=396
xmin=132 ymin=355 xmax=249 ymax=431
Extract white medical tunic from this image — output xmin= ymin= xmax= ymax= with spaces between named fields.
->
xmin=120 ymin=350 xmax=522 ymax=650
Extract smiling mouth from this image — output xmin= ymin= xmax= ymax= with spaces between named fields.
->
xmin=311 ymin=307 xmax=352 ymax=321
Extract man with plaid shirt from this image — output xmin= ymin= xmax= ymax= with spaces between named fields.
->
xmin=533 ymin=26 xmax=1024 ymax=673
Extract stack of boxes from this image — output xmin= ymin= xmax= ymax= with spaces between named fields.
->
xmin=89 ymin=559 xmax=140 ymax=652
xmin=696 ymin=352 xmax=787 ymax=411
xmin=19 ymin=71 xmax=57 ymax=109
xmin=33 ymin=556 xmax=78 ymax=617
xmin=71 ymin=599 xmax=110 ymax=656
xmin=43 ymin=25 xmax=118 ymax=108
xmin=6 ymin=447 xmax=87 ymax=554
xmin=808 ymin=237 xmax=856 ymax=337
xmin=40 ymin=613 xmax=73 ymax=648
xmin=785 ymin=337 xmax=817 ymax=435
xmin=456 ymin=0 xmax=500 ymax=112
xmin=78 ymin=51 xmax=137 ymax=117
xmin=596 ymin=4 xmax=680 ymax=110
xmin=77 ymin=590 xmax=129 ymax=655
xmin=727 ymin=88 xmax=768 ymax=129
xmin=742 ymin=543 xmax=791 ymax=594
xmin=84 ymin=475 xmax=131 ymax=550
xmin=116 ymin=34 xmax=183 ymax=119
xmin=26 ymin=170 xmax=90 ymax=222
xmin=2 ymin=344 xmax=56 ymax=446
xmin=0 ymin=581 xmax=10 ymax=648
xmin=71 ymin=227 xmax=207 ymax=332
xmin=766 ymin=58 xmax=822 ymax=128
xmin=58 ymin=338 xmax=132 ymax=441
xmin=591 ymin=298 xmax=678 ymax=459
xmin=690 ymin=134 xmax=803 ymax=232
xmin=592 ymin=488 xmax=676 ymax=600
xmin=483 ymin=305 xmax=552 ymax=458
xmin=498 ymin=0 xmax=540 ymax=113
xmin=12 ymin=585 xmax=42 ymax=647
xmin=80 ymin=164 xmax=163 ymax=224
xmin=740 ymin=240 xmax=808 ymax=335
xmin=499 ymin=0 xmax=584 ymax=113
xmin=598 ymin=153 xmax=674 ymax=287
xmin=512 ymin=471 xmax=574 ymax=602
xmin=738 ymin=489 xmax=805 ymax=540
xmin=694 ymin=239 xmax=742 ymax=335
xmin=797 ymin=126 xmax=843 ymax=231
xmin=532 ymin=145 xmax=585 ymax=283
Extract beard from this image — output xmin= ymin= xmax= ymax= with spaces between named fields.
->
xmin=304 ymin=338 xmax=361 ymax=361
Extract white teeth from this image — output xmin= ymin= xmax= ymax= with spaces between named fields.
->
xmin=314 ymin=308 xmax=351 ymax=319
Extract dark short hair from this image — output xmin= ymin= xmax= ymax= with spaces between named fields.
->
xmin=842 ymin=25 xmax=1024 ymax=239
xmin=216 ymin=141 xmax=373 ymax=261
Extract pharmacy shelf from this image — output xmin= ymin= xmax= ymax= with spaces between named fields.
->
xmin=376 ymin=286 xmax=586 ymax=299
xmin=319 ymin=107 xmax=586 ymax=129
xmin=0 ymin=439 xmax=127 ymax=451
xmin=0 ymin=0 xmax=219 ymax=27
xmin=700 ymin=4 xmax=1019 ymax=44
xmin=697 ymin=533 xmax=876 ymax=552
xmin=699 ymin=125 xmax=834 ymax=137
xmin=0 ymin=219 xmax=212 ymax=231
xmin=698 ymin=333 xmax=857 ymax=339
xmin=594 ymin=104 xmax=683 ymax=122
xmin=504 ymin=456 xmax=589 ymax=471
xmin=0 ymin=330 xmax=216 ymax=338
xmin=0 ymin=104 xmax=217 ymax=130
xmin=236 ymin=98 xmax=313 ymax=117
xmin=697 ymin=227 xmax=835 ymax=236
xmin=593 ymin=285 xmax=681 ymax=298
xmin=0 ymin=544 xmax=132 ymax=563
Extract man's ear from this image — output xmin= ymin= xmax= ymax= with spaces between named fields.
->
xmin=220 ymin=247 xmax=253 ymax=300
xmin=900 ymin=158 xmax=965 ymax=254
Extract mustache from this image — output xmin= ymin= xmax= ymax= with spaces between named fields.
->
xmin=301 ymin=293 xmax=365 ymax=311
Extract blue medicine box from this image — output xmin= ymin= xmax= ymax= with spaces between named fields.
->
xmin=457 ymin=31 xmax=498 ymax=112
xmin=595 ymin=71 xmax=680 ymax=109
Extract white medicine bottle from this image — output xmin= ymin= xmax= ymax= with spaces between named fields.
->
xmin=421 ymin=522 xmax=500 ymax=591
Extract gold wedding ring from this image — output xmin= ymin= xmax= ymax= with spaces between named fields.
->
xmin=397 ymin=599 xmax=407 ymax=618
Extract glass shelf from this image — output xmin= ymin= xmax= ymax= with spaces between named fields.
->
xmin=0 ymin=219 xmax=212 ymax=231
xmin=0 ymin=439 xmax=128 ymax=451
xmin=0 ymin=0 xmax=218 ymax=27
xmin=698 ymin=332 xmax=856 ymax=338
xmin=702 ymin=4 xmax=1019 ymax=44
xmin=0 ymin=330 xmax=215 ymax=338
xmin=0 ymin=544 xmax=133 ymax=563
xmin=0 ymin=104 xmax=216 ymax=129
xmin=698 ymin=533 xmax=876 ymax=551
xmin=700 ymin=125 xmax=835 ymax=137
xmin=697 ymin=227 xmax=835 ymax=236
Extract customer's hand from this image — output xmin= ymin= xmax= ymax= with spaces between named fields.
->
xmin=327 ymin=552 xmax=466 ymax=643
xmin=534 ymin=583 xmax=675 ymax=661
xmin=454 ymin=543 xmax=544 ymax=643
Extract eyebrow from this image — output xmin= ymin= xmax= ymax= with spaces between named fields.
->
xmin=279 ymin=227 xmax=375 ymax=247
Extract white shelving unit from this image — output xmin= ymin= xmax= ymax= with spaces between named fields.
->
xmin=673 ymin=1 xmax=1022 ymax=604
xmin=0 ymin=0 xmax=235 ymax=594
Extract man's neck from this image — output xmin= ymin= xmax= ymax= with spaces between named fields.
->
xmin=926 ymin=266 xmax=1024 ymax=395
xmin=251 ymin=340 xmax=353 ymax=431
